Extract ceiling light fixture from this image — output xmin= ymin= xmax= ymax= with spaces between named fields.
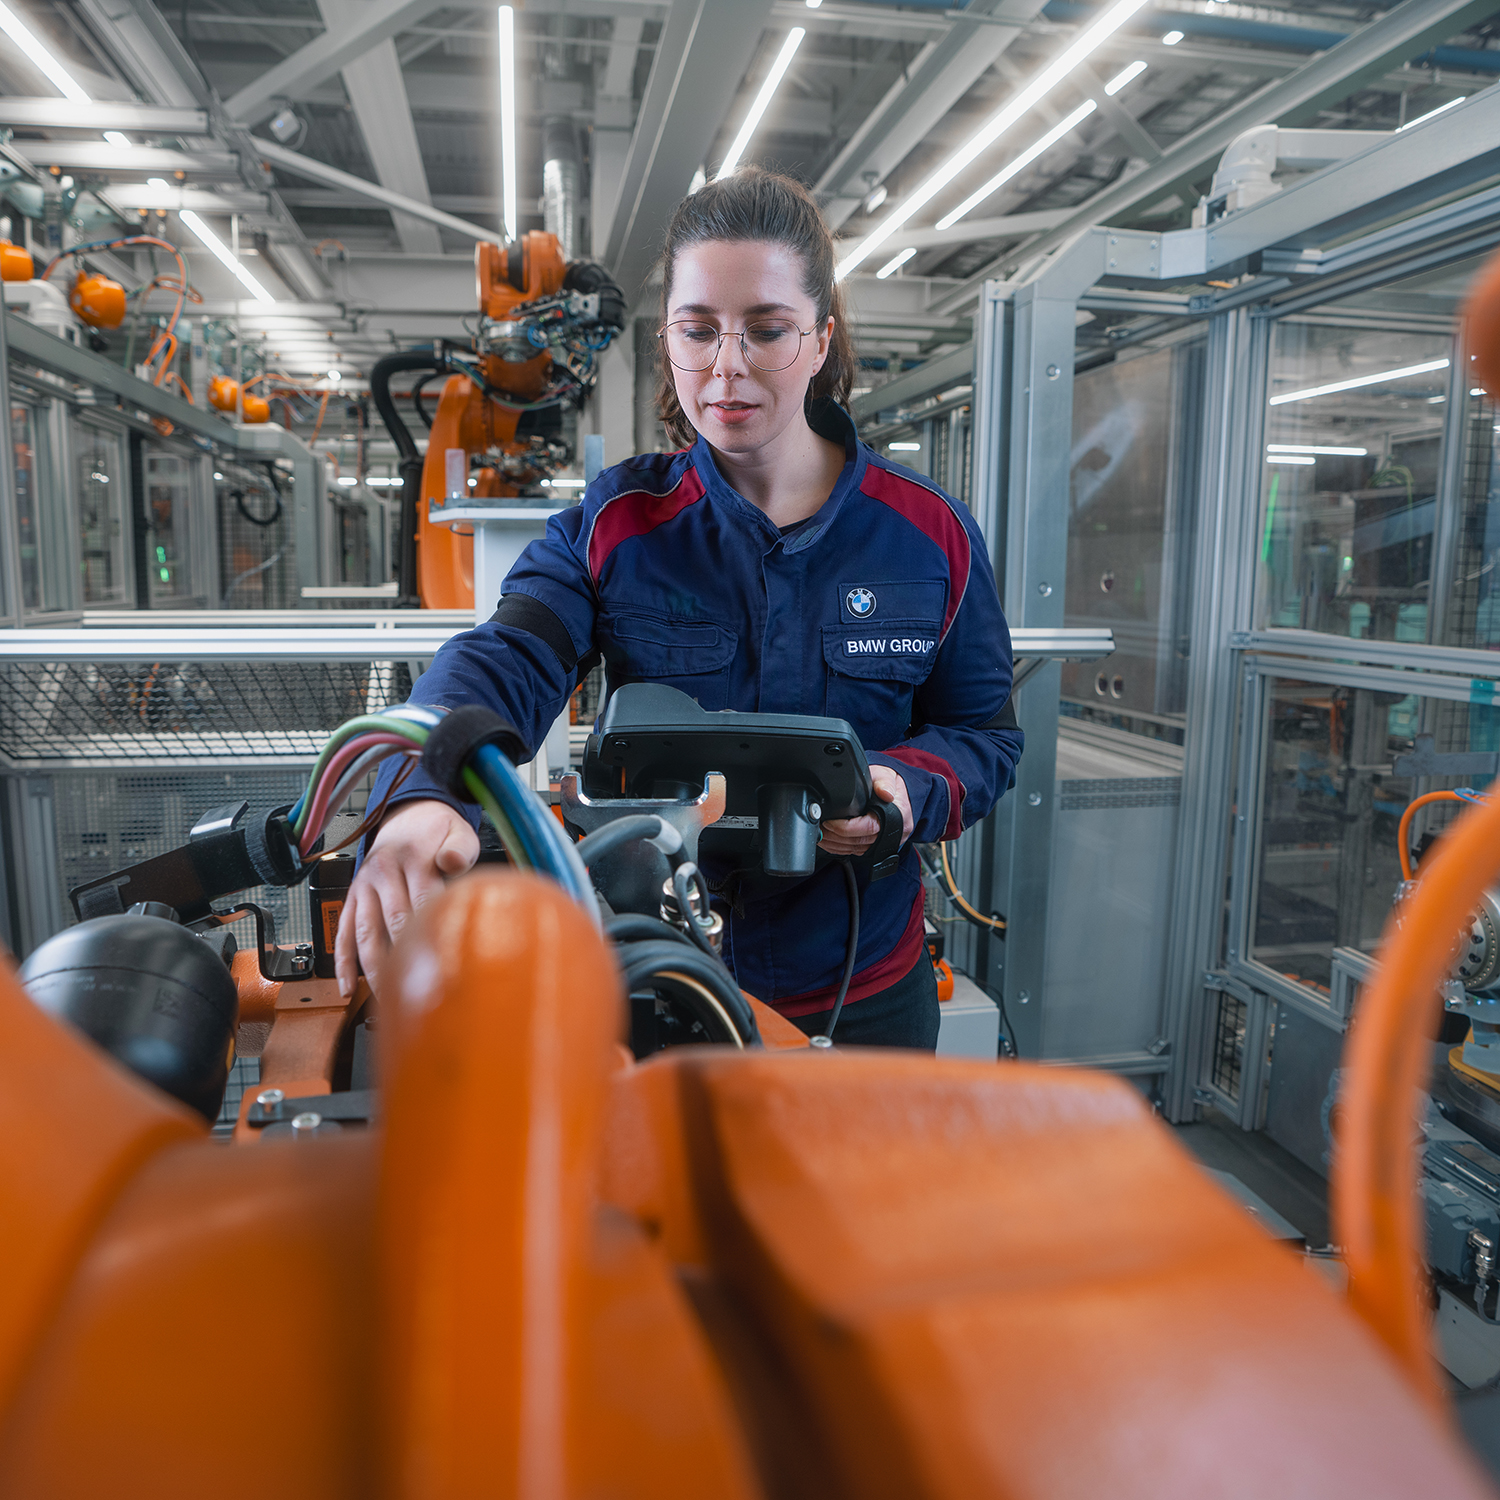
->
xmin=497 ymin=5 xmax=518 ymax=242
xmin=835 ymin=0 xmax=1151 ymax=278
xmin=1161 ymin=30 xmax=1184 ymax=46
xmin=103 ymin=130 xmax=131 ymax=147
xmin=1268 ymin=357 xmax=1450 ymax=406
xmin=0 ymin=0 xmax=87 ymax=100
xmin=717 ymin=27 xmax=806 ymax=178
xmin=1266 ymin=444 xmax=1368 ymax=456
xmin=1265 ymin=454 xmax=1315 ymax=465
xmin=936 ymin=99 xmax=1097 ymax=230
xmin=888 ymin=441 xmax=921 ymax=451
xmin=1398 ymin=96 xmax=1466 ymax=131
xmin=1104 ymin=60 xmax=1147 ymax=96
xmin=177 ymin=209 xmax=277 ymax=304
xmin=865 ymin=183 xmax=888 ymax=213
xmin=876 ymin=247 xmax=916 ymax=279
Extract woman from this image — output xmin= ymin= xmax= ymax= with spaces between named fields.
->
xmin=338 ymin=168 xmax=1023 ymax=1048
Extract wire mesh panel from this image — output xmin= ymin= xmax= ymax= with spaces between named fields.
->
xmin=0 ymin=659 xmax=414 ymax=765
xmin=218 ymin=462 xmax=298 ymax=609
xmin=52 ymin=766 xmax=317 ymax=946
xmin=1210 ymin=989 xmax=1247 ymax=1103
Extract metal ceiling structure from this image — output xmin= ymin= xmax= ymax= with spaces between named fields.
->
xmin=0 ymin=0 xmax=1494 ymax=397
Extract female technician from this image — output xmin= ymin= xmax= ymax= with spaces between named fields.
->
xmin=338 ymin=169 xmax=1023 ymax=1048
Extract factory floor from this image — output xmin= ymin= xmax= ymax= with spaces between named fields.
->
xmin=1173 ymin=1108 xmax=1500 ymax=1483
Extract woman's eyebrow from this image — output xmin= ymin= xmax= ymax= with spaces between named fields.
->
xmin=671 ymin=301 xmax=797 ymax=316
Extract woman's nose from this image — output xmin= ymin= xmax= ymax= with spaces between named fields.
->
xmin=711 ymin=331 xmax=749 ymax=378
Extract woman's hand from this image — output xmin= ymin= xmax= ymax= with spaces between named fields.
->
xmin=334 ymin=798 xmax=479 ymax=998
xmin=818 ymin=765 xmax=914 ymax=857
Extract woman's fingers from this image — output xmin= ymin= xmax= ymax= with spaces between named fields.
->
xmin=820 ymin=811 xmax=879 ymax=855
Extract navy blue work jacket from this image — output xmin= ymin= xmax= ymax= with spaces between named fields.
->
xmin=371 ymin=400 xmax=1023 ymax=1016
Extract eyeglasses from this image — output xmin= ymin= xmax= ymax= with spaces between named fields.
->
xmin=657 ymin=318 xmax=817 ymax=373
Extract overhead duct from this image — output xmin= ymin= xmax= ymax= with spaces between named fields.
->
xmin=543 ymin=118 xmax=581 ymax=262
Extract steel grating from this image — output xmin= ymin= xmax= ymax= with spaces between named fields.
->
xmin=0 ymin=659 xmax=414 ymax=767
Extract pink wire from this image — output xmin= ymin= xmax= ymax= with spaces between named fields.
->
xmin=299 ymin=732 xmax=417 ymax=853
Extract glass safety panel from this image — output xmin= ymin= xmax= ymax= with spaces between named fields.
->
xmin=1062 ymin=339 xmax=1202 ymax=732
xmin=1251 ymin=676 xmax=1488 ymax=992
xmin=75 ymin=421 xmax=129 ymax=607
xmin=1447 ymin=386 xmax=1500 ymax=651
xmin=142 ymin=446 xmax=198 ymax=607
xmin=1259 ymin=321 xmax=1450 ymax=640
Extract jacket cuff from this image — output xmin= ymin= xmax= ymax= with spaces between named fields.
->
xmin=870 ymin=747 xmax=963 ymax=841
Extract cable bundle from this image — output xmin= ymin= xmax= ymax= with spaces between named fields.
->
xmin=286 ymin=703 xmax=596 ymax=920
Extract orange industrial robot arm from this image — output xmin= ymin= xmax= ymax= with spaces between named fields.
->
xmin=367 ymin=232 xmax=624 ymax=610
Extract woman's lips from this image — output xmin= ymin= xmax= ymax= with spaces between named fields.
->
xmin=709 ymin=401 xmax=757 ymax=426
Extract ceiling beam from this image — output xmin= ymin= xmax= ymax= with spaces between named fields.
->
xmin=317 ymin=0 xmax=441 ymax=255
xmin=815 ymin=0 xmax=1051 ymax=230
xmin=839 ymin=209 xmax=1071 ymax=256
xmin=100 ymin=184 xmax=270 ymax=214
xmin=600 ymin=0 xmax=776 ymax=305
xmin=0 ymin=98 xmax=209 ymax=134
xmin=934 ymin=0 xmax=1500 ymax=312
xmin=255 ymin=138 xmax=501 ymax=245
xmin=222 ymin=0 xmax=446 ymax=126
xmin=10 ymin=142 xmax=241 ymax=177
xmin=76 ymin=0 xmax=211 ymax=109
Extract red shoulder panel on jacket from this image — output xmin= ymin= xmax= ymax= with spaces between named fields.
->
xmin=859 ymin=465 xmax=970 ymax=640
xmin=587 ymin=469 xmax=706 ymax=583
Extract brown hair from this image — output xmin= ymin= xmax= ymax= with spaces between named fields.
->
xmin=654 ymin=167 xmax=856 ymax=449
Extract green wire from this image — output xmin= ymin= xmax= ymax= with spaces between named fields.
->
xmin=462 ymin=766 xmax=530 ymax=867
xmin=295 ymin=714 xmax=429 ymax=833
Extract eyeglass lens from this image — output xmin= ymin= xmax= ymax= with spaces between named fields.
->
xmin=662 ymin=319 xmax=805 ymax=372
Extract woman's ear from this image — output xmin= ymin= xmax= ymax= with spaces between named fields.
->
xmin=809 ymin=314 xmax=835 ymax=377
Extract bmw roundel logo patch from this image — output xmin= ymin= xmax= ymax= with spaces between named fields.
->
xmin=846 ymin=587 xmax=876 ymax=618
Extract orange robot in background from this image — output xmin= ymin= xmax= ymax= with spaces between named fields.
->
xmin=372 ymin=232 xmax=624 ymax=610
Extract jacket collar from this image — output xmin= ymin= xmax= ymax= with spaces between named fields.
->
xmin=688 ymin=398 xmax=867 ymax=552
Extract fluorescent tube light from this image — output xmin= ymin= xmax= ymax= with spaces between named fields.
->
xmin=876 ymin=247 xmax=916 ymax=279
xmin=835 ymin=0 xmax=1151 ymax=277
xmin=1104 ymin=61 xmax=1146 ymax=96
xmin=542 ymin=478 xmax=587 ymax=488
xmin=865 ymin=183 xmax=887 ymax=213
xmin=0 ymin=0 xmax=88 ymax=100
xmin=103 ymin=130 xmax=131 ymax=147
xmin=366 ymin=477 xmax=405 ymax=487
xmin=717 ymin=28 xmax=805 ymax=178
xmin=888 ymin=441 xmax=921 ymax=452
xmin=1265 ymin=454 xmax=1315 ymax=465
xmin=498 ymin=5 xmax=517 ymax=242
xmin=936 ymin=100 xmax=1097 ymax=230
xmin=1268 ymin=357 xmax=1450 ymax=406
xmin=1162 ymin=30 xmax=1184 ymax=45
xmin=1266 ymin=444 xmax=1368 ymax=456
xmin=1398 ymin=96 xmax=1465 ymax=131
xmin=177 ymin=209 xmax=277 ymax=304
xmin=337 ymin=476 xmax=358 ymax=486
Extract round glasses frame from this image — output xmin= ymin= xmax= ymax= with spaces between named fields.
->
xmin=657 ymin=318 xmax=818 ymax=373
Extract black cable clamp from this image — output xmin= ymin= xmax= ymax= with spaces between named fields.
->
xmin=421 ymin=705 xmax=528 ymax=800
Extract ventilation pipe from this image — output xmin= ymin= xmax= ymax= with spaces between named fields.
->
xmin=542 ymin=118 xmax=581 ymax=262
xmin=1192 ymin=126 xmax=1391 ymax=227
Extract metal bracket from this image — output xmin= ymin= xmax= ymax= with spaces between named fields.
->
xmin=248 ymin=1087 xmax=375 ymax=1128
xmin=202 ymin=901 xmax=314 ymax=981
xmin=1392 ymin=733 xmax=1500 ymax=781
xmin=559 ymin=772 xmax=726 ymax=915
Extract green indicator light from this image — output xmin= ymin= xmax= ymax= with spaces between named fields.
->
xmin=159 ymin=567 xmax=170 ymax=583
xmin=155 ymin=545 xmax=166 ymax=562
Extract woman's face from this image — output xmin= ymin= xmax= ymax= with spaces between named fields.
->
xmin=664 ymin=239 xmax=834 ymax=455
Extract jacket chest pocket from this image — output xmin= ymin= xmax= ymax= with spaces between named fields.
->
xmin=600 ymin=612 xmax=739 ymax=710
xmin=822 ymin=622 xmax=939 ymax=747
